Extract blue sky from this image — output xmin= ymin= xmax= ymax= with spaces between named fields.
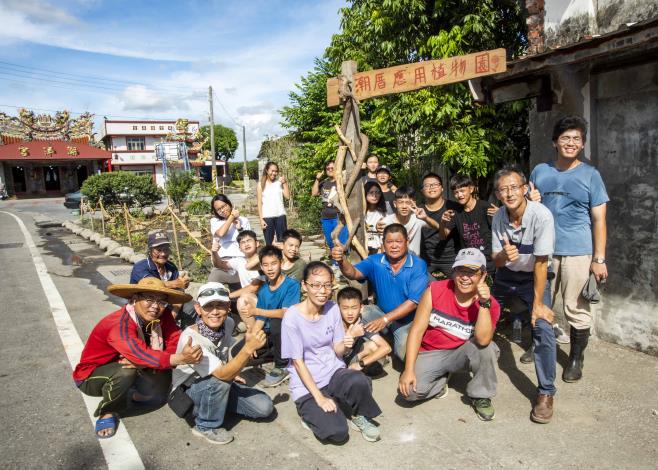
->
xmin=0 ymin=0 xmax=346 ymax=159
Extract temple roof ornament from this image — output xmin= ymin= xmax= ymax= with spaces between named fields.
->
xmin=0 ymin=108 xmax=95 ymax=143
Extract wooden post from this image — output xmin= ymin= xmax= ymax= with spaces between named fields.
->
xmin=170 ymin=211 xmax=183 ymax=268
xmin=99 ymin=198 xmax=106 ymax=237
xmin=340 ymin=60 xmax=366 ymax=263
xmin=89 ymin=207 xmax=95 ymax=232
xmin=123 ymin=203 xmax=133 ymax=247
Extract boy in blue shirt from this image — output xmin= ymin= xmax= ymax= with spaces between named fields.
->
xmin=238 ymin=245 xmax=301 ymax=387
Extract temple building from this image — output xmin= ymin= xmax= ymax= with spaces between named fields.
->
xmin=0 ymin=109 xmax=111 ymax=196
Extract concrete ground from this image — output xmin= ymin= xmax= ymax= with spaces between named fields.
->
xmin=0 ymin=200 xmax=656 ymax=469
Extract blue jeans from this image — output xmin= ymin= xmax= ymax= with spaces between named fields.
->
xmin=321 ymin=217 xmax=348 ymax=250
xmin=493 ymin=267 xmax=557 ymax=396
xmin=362 ymin=304 xmax=412 ymax=361
xmin=186 ymin=376 xmax=273 ymax=430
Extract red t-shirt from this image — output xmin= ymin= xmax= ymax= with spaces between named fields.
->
xmin=420 ymin=280 xmax=500 ymax=351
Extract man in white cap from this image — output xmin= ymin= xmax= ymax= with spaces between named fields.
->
xmin=73 ymin=278 xmax=203 ymax=439
xmin=170 ymin=282 xmax=274 ymax=445
xmin=398 ymin=248 xmax=501 ymax=421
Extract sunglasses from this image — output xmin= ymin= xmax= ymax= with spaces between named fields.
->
xmin=198 ymin=288 xmax=230 ymax=299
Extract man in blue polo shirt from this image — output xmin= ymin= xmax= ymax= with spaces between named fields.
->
xmin=332 ymin=223 xmax=429 ymax=360
xmin=130 ymin=231 xmax=193 ymax=328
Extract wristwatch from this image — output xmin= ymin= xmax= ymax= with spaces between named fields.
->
xmin=479 ymin=298 xmax=492 ymax=309
xmin=358 ymin=360 xmax=366 ymax=369
xmin=592 ymin=257 xmax=606 ymax=264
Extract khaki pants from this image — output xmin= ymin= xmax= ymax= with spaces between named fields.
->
xmin=551 ymin=255 xmax=592 ymax=330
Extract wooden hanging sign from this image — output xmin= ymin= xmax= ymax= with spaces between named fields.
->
xmin=326 ymin=48 xmax=506 ymax=107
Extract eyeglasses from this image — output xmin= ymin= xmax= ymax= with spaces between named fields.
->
xmin=139 ymin=295 xmax=168 ymax=307
xmin=305 ymin=282 xmax=334 ymax=291
xmin=325 ymin=167 xmax=335 ymax=171
xmin=151 ymin=246 xmax=171 ymax=253
xmin=198 ymin=288 xmax=230 ymax=299
xmin=367 ymin=190 xmax=382 ymax=196
xmin=422 ymin=183 xmax=441 ymax=189
xmin=558 ymin=136 xmax=582 ymax=144
xmin=496 ymin=185 xmax=523 ymax=194
xmin=454 ymin=267 xmax=481 ymax=277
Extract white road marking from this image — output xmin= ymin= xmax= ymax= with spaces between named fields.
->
xmin=1 ymin=212 xmax=145 ymax=470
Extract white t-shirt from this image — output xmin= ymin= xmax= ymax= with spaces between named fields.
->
xmin=365 ymin=210 xmax=386 ymax=251
xmin=261 ymin=180 xmax=286 ymax=218
xmin=381 ymin=213 xmax=427 ymax=256
xmin=228 ymin=256 xmax=265 ymax=288
xmin=210 ymin=216 xmax=251 ymax=258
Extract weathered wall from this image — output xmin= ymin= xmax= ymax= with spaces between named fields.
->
xmin=528 ymin=60 xmax=658 ymax=355
xmin=544 ymin=0 xmax=658 ymax=49
xmin=592 ymin=61 xmax=658 ymax=354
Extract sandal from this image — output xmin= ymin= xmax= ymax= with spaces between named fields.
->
xmin=95 ymin=413 xmax=119 ymax=439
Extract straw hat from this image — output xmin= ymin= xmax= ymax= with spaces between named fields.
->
xmin=108 ymin=277 xmax=192 ymax=304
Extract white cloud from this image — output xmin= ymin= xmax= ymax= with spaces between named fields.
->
xmin=0 ymin=0 xmax=346 ymax=158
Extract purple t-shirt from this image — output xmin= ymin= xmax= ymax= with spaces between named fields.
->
xmin=281 ymin=301 xmax=346 ymax=401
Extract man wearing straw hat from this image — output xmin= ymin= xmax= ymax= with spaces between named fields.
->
xmin=73 ymin=278 xmax=203 ymax=439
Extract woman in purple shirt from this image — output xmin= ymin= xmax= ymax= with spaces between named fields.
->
xmin=281 ymin=261 xmax=382 ymax=443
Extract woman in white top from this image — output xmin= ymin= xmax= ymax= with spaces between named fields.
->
xmin=208 ymin=194 xmax=251 ymax=286
xmin=257 ymin=161 xmax=289 ymax=245
xmin=364 ymin=181 xmax=392 ymax=255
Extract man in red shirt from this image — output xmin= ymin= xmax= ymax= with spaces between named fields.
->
xmin=73 ymin=278 xmax=202 ymax=439
xmin=399 ymin=248 xmax=501 ymax=421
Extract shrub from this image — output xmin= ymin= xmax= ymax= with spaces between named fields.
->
xmin=185 ymin=199 xmax=211 ymax=216
xmin=81 ymin=171 xmax=161 ymax=207
xmin=165 ymin=170 xmax=196 ymax=211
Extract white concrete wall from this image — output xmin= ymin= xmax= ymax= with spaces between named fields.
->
xmin=545 ymin=0 xmax=658 ymax=48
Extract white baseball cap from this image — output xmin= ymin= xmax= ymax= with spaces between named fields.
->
xmin=452 ymin=248 xmax=486 ymax=270
xmin=196 ymin=282 xmax=230 ymax=307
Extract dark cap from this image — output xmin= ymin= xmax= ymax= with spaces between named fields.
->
xmin=376 ymin=165 xmax=391 ymax=174
xmin=148 ymin=231 xmax=170 ymax=248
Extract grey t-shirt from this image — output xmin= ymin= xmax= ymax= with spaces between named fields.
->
xmin=491 ymin=200 xmax=555 ymax=272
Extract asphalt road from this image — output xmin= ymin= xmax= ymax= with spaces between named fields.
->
xmin=1 ymin=199 xmax=657 ymax=470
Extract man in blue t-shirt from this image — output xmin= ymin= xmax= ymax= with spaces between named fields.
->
xmin=529 ymin=116 xmax=609 ymax=383
xmin=332 ymin=223 xmax=429 ymax=361
xmin=238 ymin=245 xmax=301 ymax=387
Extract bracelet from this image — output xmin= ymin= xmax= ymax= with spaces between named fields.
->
xmin=382 ymin=316 xmax=389 ymax=324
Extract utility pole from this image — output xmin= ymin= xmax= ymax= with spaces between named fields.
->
xmin=242 ymin=125 xmax=249 ymax=192
xmin=208 ymin=86 xmax=218 ymax=191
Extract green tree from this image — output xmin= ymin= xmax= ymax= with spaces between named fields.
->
xmin=165 ymin=169 xmax=196 ymax=211
xmin=281 ymin=0 xmax=529 ymax=199
xmin=199 ymin=124 xmax=239 ymax=160
xmin=81 ymin=171 xmax=161 ymax=207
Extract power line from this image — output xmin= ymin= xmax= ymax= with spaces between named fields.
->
xmin=213 ymin=94 xmax=241 ymax=127
xmin=0 ymin=70 xmax=202 ymax=99
xmin=0 ymin=60 xmax=205 ymax=94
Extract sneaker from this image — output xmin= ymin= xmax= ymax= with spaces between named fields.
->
xmin=512 ymin=319 xmax=523 ymax=344
xmin=433 ymin=373 xmax=451 ymax=399
xmin=349 ymin=415 xmax=381 ymax=442
xmin=471 ymin=398 xmax=495 ymax=421
xmin=263 ymin=367 xmax=290 ymax=387
xmin=554 ymin=324 xmax=570 ymax=344
xmin=192 ymin=426 xmax=234 ymax=445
